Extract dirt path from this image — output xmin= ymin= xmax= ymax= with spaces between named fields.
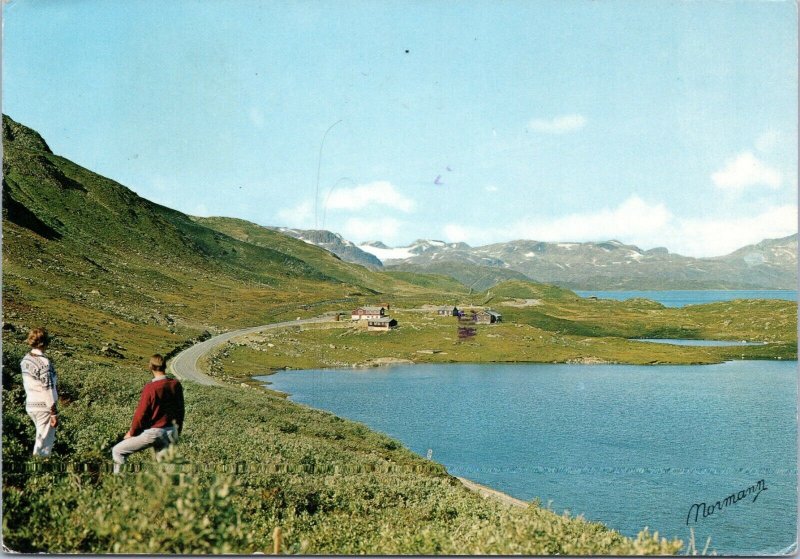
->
xmin=456 ymin=477 xmax=529 ymax=508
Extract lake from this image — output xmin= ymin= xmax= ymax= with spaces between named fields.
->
xmin=262 ymin=361 xmax=797 ymax=555
xmin=634 ymin=339 xmax=768 ymax=347
xmin=575 ymin=289 xmax=797 ymax=308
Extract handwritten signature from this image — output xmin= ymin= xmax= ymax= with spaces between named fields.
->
xmin=686 ymin=479 xmax=767 ymax=525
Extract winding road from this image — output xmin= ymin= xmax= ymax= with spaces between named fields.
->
xmin=167 ymin=314 xmax=527 ymax=509
xmin=168 ymin=316 xmax=333 ymax=385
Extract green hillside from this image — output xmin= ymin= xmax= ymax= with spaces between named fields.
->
xmin=385 ymin=261 xmax=530 ymax=291
xmin=382 ymin=270 xmax=470 ymax=293
xmin=194 ymin=215 xmax=429 ymax=295
xmin=3 ymin=116 xmax=353 ymax=359
xmin=2 ymin=115 xmax=685 ymax=554
xmin=482 ymin=279 xmax=579 ymax=301
xmin=2 ymin=113 xmax=461 ymax=363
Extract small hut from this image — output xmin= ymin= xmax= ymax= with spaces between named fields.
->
xmin=351 ymin=306 xmax=386 ymax=321
xmin=475 ymin=310 xmax=502 ymax=324
xmin=367 ymin=317 xmax=398 ymax=331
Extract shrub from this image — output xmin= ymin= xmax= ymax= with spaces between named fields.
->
xmin=5 ymin=453 xmax=255 ymax=554
xmin=2 ymin=338 xmax=685 ymax=555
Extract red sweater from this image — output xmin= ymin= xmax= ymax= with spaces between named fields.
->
xmin=129 ymin=377 xmax=185 ymax=436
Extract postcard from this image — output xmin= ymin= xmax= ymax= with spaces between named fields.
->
xmin=2 ymin=0 xmax=797 ymax=555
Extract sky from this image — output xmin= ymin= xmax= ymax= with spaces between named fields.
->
xmin=3 ymin=0 xmax=797 ymax=257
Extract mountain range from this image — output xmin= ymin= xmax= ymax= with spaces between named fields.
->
xmin=261 ymin=226 xmax=797 ymax=291
xmin=353 ymin=237 xmax=797 ymax=290
xmin=268 ymin=227 xmax=383 ymax=269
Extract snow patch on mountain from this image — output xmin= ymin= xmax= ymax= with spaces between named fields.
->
xmin=360 ymin=239 xmax=472 ymax=263
xmin=359 ymin=244 xmax=418 ymax=262
xmin=271 ymin=227 xmax=382 ymax=268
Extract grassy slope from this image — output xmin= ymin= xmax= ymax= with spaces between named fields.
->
xmin=377 ymin=270 xmax=470 ymax=294
xmin=194 ymin=216 xmax=402 ymax=294
xmin=2 ymin=116 xmax=684 ymax=554
xmin=3 ymin=118 xmax=352 ymax=360
xmin=385 ymin=260 xmax=531 ymax=291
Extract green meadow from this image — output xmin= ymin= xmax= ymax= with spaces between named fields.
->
xmin=209 ymin=289 xmax=795 ymax=383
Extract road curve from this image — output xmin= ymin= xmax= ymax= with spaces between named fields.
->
xmin=167 ymin=315 xmax=530 ymax=510
xmin=168 ymin=317 xmax=332 ymax=385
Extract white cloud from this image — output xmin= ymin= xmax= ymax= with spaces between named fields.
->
xmin=711 ymin=151 xmax=783 ymax=190
xmin=443 ymin=223 xmax=471 ymax=242
xmin=326 ymin=181 xmax=414 ymax=212
xmin=485 ymin=185 xmax=499 ymax=193
xmin=755 ymin=130 xmax=781 ymax=153
xmin=673 ymin=205 xmax=797 ymax=256
xmin=441 ymin=196 xmax=798 ymax=257
xmin=343 ymin=217 xmax=402 ymax=243
xmin=276 ymin=200 xmax=313 ymax=227
xmin=508 ymin=196 xmax=673 ymax=243
xmin=529 ymin=114 xmax=587 ymax=134
xmin=442 ymin=197 xmax=667 ymax=247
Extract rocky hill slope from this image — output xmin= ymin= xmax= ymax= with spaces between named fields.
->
xmin=0 ymin=115 xmax=445 ymax=358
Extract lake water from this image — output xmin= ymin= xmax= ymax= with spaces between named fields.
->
xmin=263 ymin=361 xmax=797 ymax=555
xmin=634 ymin=339 xmax=768 ymax=347
xmin=575 ymin=289 xmax=797 ymax=308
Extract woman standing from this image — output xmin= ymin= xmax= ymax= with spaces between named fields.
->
xmin=20 ymin=327 xmax=58 ymax=457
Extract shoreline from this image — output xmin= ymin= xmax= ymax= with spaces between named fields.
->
xmin=253 ymin=351 xmax=796 ymax=384
xmin=456 ymin=477 xmax=528 ymax=508
xmin=213 ymin=313 xmax=795 ymax=378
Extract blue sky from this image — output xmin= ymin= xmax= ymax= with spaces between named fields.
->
xmin=4 ymin=0 xmax=797 ymax=256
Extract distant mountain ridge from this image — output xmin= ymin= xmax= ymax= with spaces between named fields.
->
xmin=259 ymin=230 xmax=797 ymax=291
xmin=357 ymin=236 xmax=798 ymax=290
xmin=12 ymin=105 xmax=789 ymax=295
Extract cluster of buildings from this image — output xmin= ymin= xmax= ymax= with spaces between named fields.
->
xmin=348 ymin=304 xmax=503 ymax=332
xmin=350 ymin=305 xmax=397 ymax=331
xmin=436 ymin=306 xmax=503 ymax=324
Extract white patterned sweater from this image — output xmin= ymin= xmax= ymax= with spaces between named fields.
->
xmin=20 ymin=349 xmax=58 ymax=414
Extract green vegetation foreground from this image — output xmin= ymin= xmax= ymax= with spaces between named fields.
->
xmin=3 ymin=336 xmax=683 ymax=554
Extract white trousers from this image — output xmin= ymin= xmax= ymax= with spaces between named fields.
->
xmin=27 ymin=410 xmax=56 ymax=457
xmin=111 ymin=427 xmax=178 ymax=473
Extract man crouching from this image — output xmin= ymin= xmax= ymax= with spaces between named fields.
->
xmin=112 ymin=354 xmax=185 ymax=473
